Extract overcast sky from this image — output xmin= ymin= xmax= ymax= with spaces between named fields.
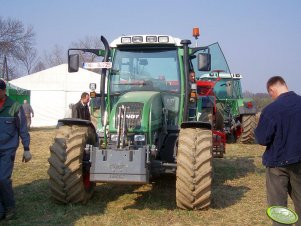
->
xmin=1 ymin=0 xmax=300 ymax=93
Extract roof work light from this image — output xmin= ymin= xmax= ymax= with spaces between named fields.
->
xmin=193 ymin=27 xmax=200 ymax=47
xmin=193 ymin=27 xmax=200 ymax=38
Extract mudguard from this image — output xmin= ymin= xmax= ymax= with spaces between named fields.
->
xmin=238 ymin=99 xmax=257 ymax=115
xmin=181 ymin=121 xmax=212 ymax=130
xmin=57 ymin=118 xmax=96 ymax=134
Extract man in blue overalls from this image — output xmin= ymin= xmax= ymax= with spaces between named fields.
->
xmin=0 ymin=79 xmax=32 ymax=221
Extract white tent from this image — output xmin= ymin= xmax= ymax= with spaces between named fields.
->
xmin=9 ymin=64 xmax=101 ymax=127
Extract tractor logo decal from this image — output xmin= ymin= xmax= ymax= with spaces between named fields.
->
xmin=121 ymin=114 xmax=140 ymax=119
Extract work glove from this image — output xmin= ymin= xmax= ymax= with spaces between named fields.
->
xmin=22 ymin=150 xmax=32 ymax=163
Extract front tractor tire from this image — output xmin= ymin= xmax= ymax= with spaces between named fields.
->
xmin=176 ymin=128 xmax=213 ymax=210
xmin=239 ymin=115 xmax=257 ymax=144
xmin=48 ymin=125 xmax=96 ymax=204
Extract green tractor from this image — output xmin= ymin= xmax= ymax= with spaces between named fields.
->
xmin=196 ymin=68 xmax=257 ymax=144
xmin=48 ymin=31 xmax=239 ymax=209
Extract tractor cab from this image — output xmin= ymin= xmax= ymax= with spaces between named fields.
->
xmin=198 ymin=71 xmax=243 ymax=99
xmin=109 ymin=37 xmax=183 ymax=133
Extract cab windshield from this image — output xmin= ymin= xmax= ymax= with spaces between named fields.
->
xmin=110 ymin=48 xmax=180 ymax=93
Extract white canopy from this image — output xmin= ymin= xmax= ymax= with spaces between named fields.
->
xmin=9 ymin=64 xmax=101 ymax=127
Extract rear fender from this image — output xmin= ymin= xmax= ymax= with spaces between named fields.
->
xmin=57 ymin=118 xmax=96 ymax=134
xmin=181 ymin=121 xmax=211 ymax=130
xmin=238 ymin=98 xmax=257 ymax=115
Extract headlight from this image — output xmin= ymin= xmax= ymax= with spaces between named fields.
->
xmin=121 ymin=37 xmax=131 ymax=44
xmin=111 ymin=134 xmax=118 ymax=142
xmin=158 ymin=36 xmax=169 ymax=43
xmin=132 ymin=36 xmax=143 ymax=43
xmin=134 ymin=135 xmax=145 ymax=142
xmin=146 ymin=36 xmax=157 ymax=43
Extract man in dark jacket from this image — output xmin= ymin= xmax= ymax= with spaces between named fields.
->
xmin=255 ymin=76 xmax=301 ymax=226
xmin=72 ymin=92 xmax=91 ymax=120
xmin=0 ymin=79 xmax=32 ymax=221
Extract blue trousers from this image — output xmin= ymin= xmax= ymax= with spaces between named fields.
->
xmin=266 ymin=162 xmax=301 ymax=226
xmin=0 ymin=148 xmax=16 ymax=217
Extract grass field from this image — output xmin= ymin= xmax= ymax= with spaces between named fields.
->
xmin=1 ymin=128 xmax=292 ymax=226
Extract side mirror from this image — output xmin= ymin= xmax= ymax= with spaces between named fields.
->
xmin=68 ymin=54 xmax=79 ymax=72
xmin=198 ymin=53 xmax=211 ymax=71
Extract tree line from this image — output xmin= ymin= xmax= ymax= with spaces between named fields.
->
xmin=243 ymin=91 xmax=272 ymax=112
xmin=0 ymin=17 xmax=102 ymax=80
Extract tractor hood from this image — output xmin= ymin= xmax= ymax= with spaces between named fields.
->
xmin=109 ymin=91 xmax=163 ymax=133
xmin=116 ymin=91 xmax=160 ymax=103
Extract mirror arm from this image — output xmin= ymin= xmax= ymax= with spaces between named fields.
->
xmin=191 ymin=46 xmax=210 ymax=55
xmin=68 ymin=48 xmax=104 ymax=56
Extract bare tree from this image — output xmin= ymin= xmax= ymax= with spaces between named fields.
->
xmin=42 ymin=44 xmax=66 ymax=68
xmin=70 ymin=36 xmax=104 ymax=73
xmin=38 ymin=36 xmax=104 ymax=71
xmin=32 ymin=60 xmax=46 ymax=73
xmin=0 ymin=17 xmax=36 ymax=79
xmin=16 ymin=46 xmax=38 ymax=75
xmin=243 ymin=91 xmax=272 ymax=111
xmin=71 ymin=36 xmax=104 ymax=63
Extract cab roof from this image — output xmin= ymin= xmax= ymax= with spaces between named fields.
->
xmin=110 ymin=35 xmax=183 ymax=47
xmin=200 ymin=72 xmax=243 ymax=79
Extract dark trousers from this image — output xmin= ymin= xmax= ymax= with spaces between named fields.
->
xmin=266 ymin=162 xmax=301 ymax=226
xmin=0 ymin=148 xmax=16 ymax=217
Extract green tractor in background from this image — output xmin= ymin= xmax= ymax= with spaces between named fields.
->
xmin=196 ymin=69 xmax=257 ymax=144
xmin=47 ymin=29 xmax=254 ymax=210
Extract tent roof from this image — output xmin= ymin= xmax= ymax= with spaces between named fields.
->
xmin=6 ymin=82 xmax=30 ymax=95
xmin=9 ymin=64 xmax=101 ymax=91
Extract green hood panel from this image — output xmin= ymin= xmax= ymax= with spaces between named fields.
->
xmin=109 ymin=91 xmax=163 ymax=133
xmin=118 ymin=91 xmax=161 ymax=103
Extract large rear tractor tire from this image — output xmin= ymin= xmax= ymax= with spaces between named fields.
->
xmin=239 ymin=115 xmax=257 ymax=144
xmin=176 ymin=128 xmax=213 ymax=210
xmin=48 ymin=125 xmax=96 ymax=204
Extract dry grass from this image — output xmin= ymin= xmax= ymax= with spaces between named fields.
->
xmin=1 ymin=128 xmax=291 ymax=226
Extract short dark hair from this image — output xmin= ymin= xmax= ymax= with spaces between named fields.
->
xmin=81 ymin=92 xmax=89 ymax=99
xmin=266 ymin=76 xmax=286 ymax=91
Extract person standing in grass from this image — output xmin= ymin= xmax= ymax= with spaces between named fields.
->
xmin=0 ymin=79 xmax=32 ymax=221
xmin=22 ymin=99 xmax=34 ymax=130
xmin=255 ymin=76 xmax=301 ymax=226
